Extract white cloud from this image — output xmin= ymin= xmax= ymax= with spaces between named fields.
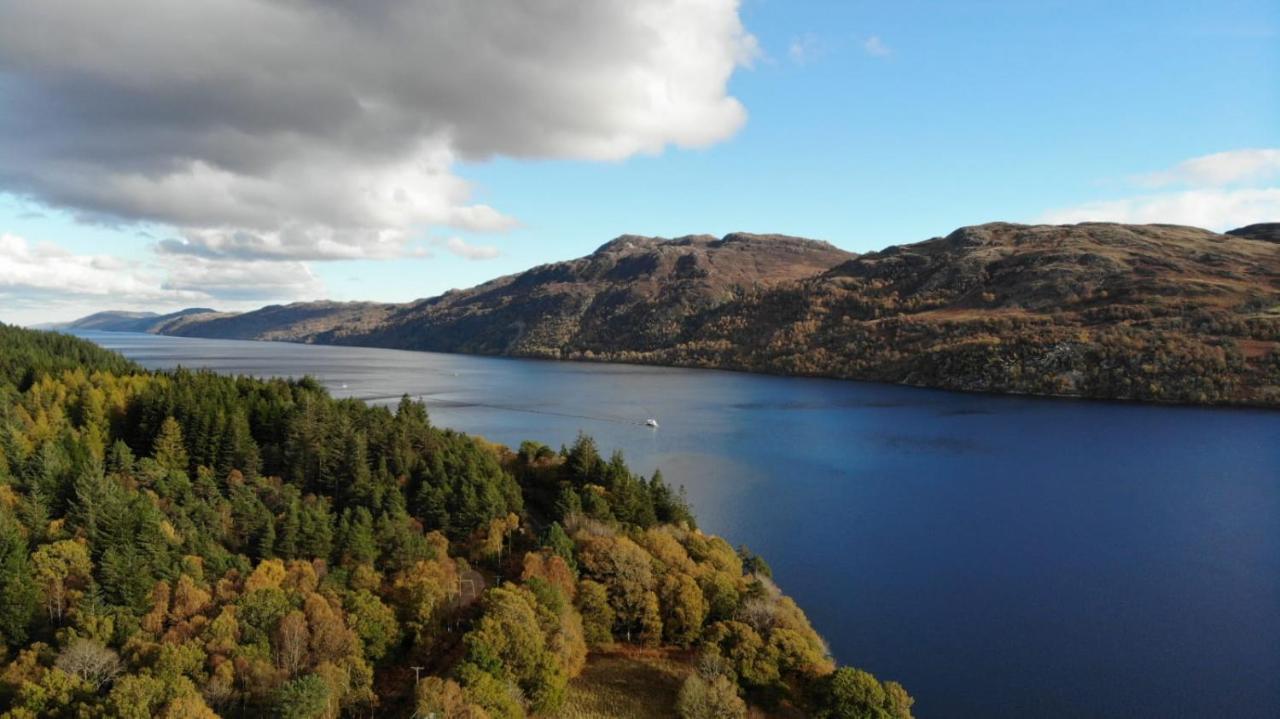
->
xmin=1040 ymin=188 xmax=1280 ymax=230
xmin=440 ymin=237 xmax=501 ymax=261
xmin=863 ymin=35 xmax=891 ymax=57
xmin=0 ymin=0 xmax=757 ymax=262
xmin=1041 ymin=149 xmax=1280 ymax=230
xmin=1135 ymin=148 xmax=1280 ymax=188
xmin=160 ymin=256 xmax=326 ymax=301
xmin=0 ymin=233 xmax=191 ymax=300
xmin=789 ymin=34 xmax=823 ymax=65
xmin=0 ymin=233 xmax=327 ymax=326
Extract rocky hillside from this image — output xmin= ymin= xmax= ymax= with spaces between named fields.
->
xmin=75 ymin=222 xmax=1280 ymax=406
xmin=626 ymin=222 xmax=1280 ymax=405
xmin=160 ymin=232 xmax=854 ymax=350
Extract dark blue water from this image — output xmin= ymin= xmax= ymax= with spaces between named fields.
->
xmin=81 ymin=331 xmax=1280 ymax=718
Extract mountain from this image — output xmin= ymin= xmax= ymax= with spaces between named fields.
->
xmin=158 ymin=232 xmax=854 ymax=349
xmin=71 ymin=222 xmax=1280 ymax=406
xmin=1227 ymin=222 xmax=1280 ymax=244
xmin=55 ymin=307 xmax=219 ymax=333
xmin=664 ymin=222 xmax=1280 ymax=405
xmin=158 ymin=301 xmax=396 ymax=340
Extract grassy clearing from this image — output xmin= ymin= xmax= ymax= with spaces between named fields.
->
xmin=558 ymin=648 xmax=691 ymax=718
xmin=558 ymin=648 xmax=809 ymax=719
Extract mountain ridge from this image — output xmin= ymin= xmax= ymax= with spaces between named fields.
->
xmin=56 ymin=222 xmax=1280 ymax=406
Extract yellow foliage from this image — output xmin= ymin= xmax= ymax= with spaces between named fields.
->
xmin=244 ymin=559 xmax=286 ymax=593
xmin=0 ymin=485 xmax=18 ymax=510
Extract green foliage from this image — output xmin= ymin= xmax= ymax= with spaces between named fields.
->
xmin=737 ymin=545 xmax=772 ymax=579
xmin=575 ymin=579 xmax=615 ymax=649
xmin=151 ymin=416 xmax=189 ymax=477
xmin=273 ymin=674 xmax=331 ymax=719
xmin=543 ymin=522 xmax=577 ymax=571
xmin=343 ymin=590 xmax=398 ymax=662
xmin=814 ymin=667 xmax=915 ymax=719
xmin=0 ymin=324 xmax=137 ymax=390
xmin=659 ymin=572 xmax=707 ymax=647
xmin=460 ymin=585 xmax=568 ymax=715
xmin=0 ymin=509 xmax=37 ymax=647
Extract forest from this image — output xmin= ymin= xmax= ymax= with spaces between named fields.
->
xmin=0 ymin=324 xmax=912 ymax=718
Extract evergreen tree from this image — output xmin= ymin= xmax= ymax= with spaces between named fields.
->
xmin=0 ymin=508 xmax=37 ymax=647
xmin=152 ymin=416 xmax=189 ymax=477
xmin=543 ymin=522 xmax=577 ymax=571
xmin=338 ymin=507 xmax=377 ymax=565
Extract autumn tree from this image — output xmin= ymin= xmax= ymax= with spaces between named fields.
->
xmin=814 ymin=666 xmax=916 ymax=719
xmin=415 ymin=676 xmax=493 ymax=719
xmin=31 ymin=539 xmax=93 ymax=624
xmin=577 ymin=534 xmax=653 ymax=642
xmin=660 ymin=572 xmax=707 ymax=646
xmin=575 ymin=579 xmax=614 ymax=648
xmin=459 ymin=585 xmax=568 ymax=716
xmin=677 ymin=673 xmax=747 ymax=719
xmin=276 ymin=610 xmax=310 ymax=677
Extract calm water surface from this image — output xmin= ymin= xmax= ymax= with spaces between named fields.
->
xmin=82 ymin=331 xmax=1280 ymax=718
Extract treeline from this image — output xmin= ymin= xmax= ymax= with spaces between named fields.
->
xmin=0 ymin=325 xmax=912 ymax=719
xmin=0 ymin=324 xmax=137 ymax=391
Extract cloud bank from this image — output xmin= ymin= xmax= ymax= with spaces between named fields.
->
xmin=0 ymin=233 xmax=325 ymax=322
xmin=1135 ymin=148 xmax=1280 ymax=188
xmin=1041 ymin=149 xmax=1280 ymax=230
xmin=0 ymin=0 xmax=756 ymax=309
xmin=0 ymin=234 xmax=188 ymax=301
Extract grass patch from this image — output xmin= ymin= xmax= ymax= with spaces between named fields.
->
xmin=559 ymin=648 xmax=691 ymax=719
xmin=559 ymin=648 xmax=806 ymax=719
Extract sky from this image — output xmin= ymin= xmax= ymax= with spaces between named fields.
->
xmin=0 ymin=0 xmax=1276 ymax=325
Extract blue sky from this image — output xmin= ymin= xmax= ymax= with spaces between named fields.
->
xmin=0 ymin=0 xmax=1276 ymax=324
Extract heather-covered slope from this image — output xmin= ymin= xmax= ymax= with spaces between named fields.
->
xmin=155 ymin=232 xmax=853 ymax=350
xmin=358 ymin=232 xmax=854 ymax=355
xmin=619 ymin=222 xmax=1280 ymax=405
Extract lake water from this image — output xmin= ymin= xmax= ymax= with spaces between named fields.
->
xmin=81 ymin=331 xmax=1280 ymax=718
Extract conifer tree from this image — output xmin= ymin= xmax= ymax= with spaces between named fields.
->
xmin=152 ymin=416 xmax=189 ymax=477
xmin=0 ymin=508 xmax=36 ymax=646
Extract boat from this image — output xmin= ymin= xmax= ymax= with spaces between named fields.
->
xmin=644 ymin=418 xmax=659 ymax=428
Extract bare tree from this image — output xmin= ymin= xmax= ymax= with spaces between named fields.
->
xmin=275 ymin=610 xmax=310 ymax=677
xmin=55 ymin=639 xmax=121 ymax=690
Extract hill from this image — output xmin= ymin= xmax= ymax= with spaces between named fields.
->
xmin=71 ymin=222 xmax=1280 ymax=406
xmin=623 ymin=222 xmax=1280 ymax=405
xmin=156 ymin=233 xmax=852 ymax=349
xmin=53 ymin=307 xmax=220 ymax=333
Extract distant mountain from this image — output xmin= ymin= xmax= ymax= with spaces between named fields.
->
xmin=159 ymin=232 xmax=854 ymax=349
xmin=1227 ymin=223 xmax=1280 ymax=244
xmin=158 ymin=301 xmax=396 ymax=341
xmin=55 ymin=308 xmax=219 ymax=333
xmin=69 ymin=223 xmax=1280 ymax=406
